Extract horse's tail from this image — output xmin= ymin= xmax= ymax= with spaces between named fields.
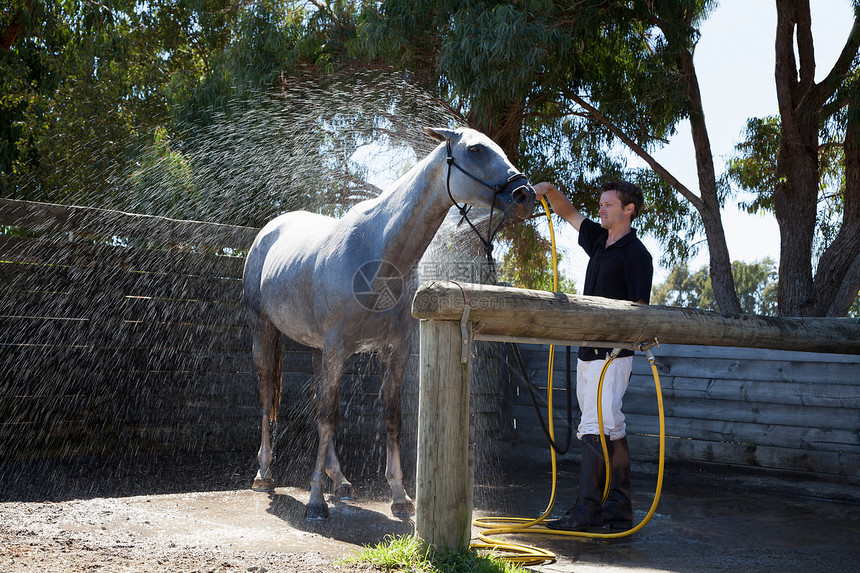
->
xmin=252 ymin=316 xmax=284 ymax=424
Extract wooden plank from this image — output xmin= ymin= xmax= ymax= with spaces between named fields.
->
xmin=0 ymin=198 xmax=259 ymax=250
xmin=645 ymin=355 xmax=860 ymax=384
xmin=626 ymin=434 xmax=860 ymax=480
xmin=516 ymin=342 xmax=860 ymax=366
xmin=621 ymin=394 xmax=859 ymax=431
xmin=0 ymin=418 xmax=261 ymax=461
xmin=412 ymin=281 xmax=860 ymax=354
xmin=513 ymin=369 xmax=860 ymax=411
xmin=0 ymin=260 xmax=74 ymax=293
xmin=510 ymin=405 xmax=859 ymax=455
xmin=0 ymin=234 xmax=247 ymax=279
xmin=0 ymin=345 xmax=253 ymax=377
xmin=622 ymin=413 xmax=858 ymax=452
xmin=0 ymin=316 xmax=250 ymax=351
xmin=0 ymin=392 xmax=259 ymax=426
xmin=0 ymin=291 xmax=246 ymax=328
xmin=637 ymin=343 xmax=860 ymax=365
xmin=628 ymin=374 xmax=860 ymax=409
xmin=0 ymin=291 xmax=83 ymax=318
xmin=0 ymin=263 xmax=244 ymax=312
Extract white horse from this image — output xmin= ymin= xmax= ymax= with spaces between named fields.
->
xmin=242 ymin=127 xmax=535 ymax=519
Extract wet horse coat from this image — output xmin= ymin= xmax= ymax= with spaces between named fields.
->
xmin=242 ymin=127 xmax=535 ymax=519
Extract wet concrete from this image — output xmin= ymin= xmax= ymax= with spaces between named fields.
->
xmin=475 ymin=461 xmax=860 ymax=572
xmin=2 ymin=455 xmax=858 ymax=572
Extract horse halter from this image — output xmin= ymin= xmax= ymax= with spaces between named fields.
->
xmin=445 ymin=140 xmax=534 ymax=279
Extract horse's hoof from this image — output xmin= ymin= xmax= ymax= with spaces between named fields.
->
xmin=391 ymin=500 xmax=415 ymax=517
xmin=252 ymin=477 xmax=275 ymax=492
xmin=332 ymin=484 xmax=355 ymax=499
xmin=306 ymin=502 xmax=330 ymax=521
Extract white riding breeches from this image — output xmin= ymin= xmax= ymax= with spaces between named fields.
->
xmin=576 ymin=356 xmax=633 ymax=440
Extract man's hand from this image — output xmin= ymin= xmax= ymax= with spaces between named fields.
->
xmin=533 ymin=181 xmax=585 ymax=231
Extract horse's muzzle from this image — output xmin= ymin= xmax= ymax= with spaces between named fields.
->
xmin=496 ymin=174 xmax=536 ymax=221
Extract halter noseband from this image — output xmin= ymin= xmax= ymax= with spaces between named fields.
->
xmin=445 ymin=140 xmax=533 ymax=281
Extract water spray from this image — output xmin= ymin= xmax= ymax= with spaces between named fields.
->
xmin=469 ymin=196 xmax=668 ymax=566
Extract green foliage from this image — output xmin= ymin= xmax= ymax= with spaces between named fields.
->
xmin=723 ymin=116 xmax=781 ymax=215
xmin=496 ymin=219 xmax=577 ymax=293
xmin=724 ymin=114 xmax=849 ymax=264
xmin=0 ymin=0 xmax=227 ymax=205
xmin=849 ymin=294 xmax=860 ymax=318
xmin=653 ymin=258 xmax=778 ymax=315
xmin=127 ymin=127 xmax=199 ymax=219
xmin=340 ymin=534 xmax=527 ymax=573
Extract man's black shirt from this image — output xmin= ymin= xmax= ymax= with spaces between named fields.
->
xmin=577 ymin=218 xmax=653 ymax=361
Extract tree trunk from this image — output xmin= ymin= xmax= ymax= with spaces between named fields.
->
xmin=676 ymin=48 xmax=742 ymax=314
xmin=774 ymin=0 xmax=860 ymax=316
xmin=468 ymin=101 xmax=524 ymax=164
xmin=773 ymin=0 xmax=818 ymax=315
xmin=811 ymin=90 xmax=860 ymax=316
xmin=0 ymin=2 xmax=34 ymax=51
xmin=411 ymin=280 xmax=860 ymax=355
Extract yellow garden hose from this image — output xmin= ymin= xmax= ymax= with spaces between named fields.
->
xmin=469 ymin=196 xmax=667 ymax=566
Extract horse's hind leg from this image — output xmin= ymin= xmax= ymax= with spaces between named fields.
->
xmin=382 ymin=349 xmax=415 ymax=517
xmin=313 ymin=350 xmax=355 ymax=500
xmin=307 ymin=346 xmax=345 ymax=520
xmin=251 ymin=315 xmax=282 ymax=492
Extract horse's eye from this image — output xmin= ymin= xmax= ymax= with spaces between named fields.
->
xmin=467 ymin=145 xmax=481 ymax=153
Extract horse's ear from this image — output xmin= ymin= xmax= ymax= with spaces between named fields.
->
xmin=424 ymin=127 xmax=458 ymax=143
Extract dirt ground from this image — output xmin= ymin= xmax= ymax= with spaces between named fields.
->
xmin=0 ymin=490 xmax=380 ymax=572
xmin=2 ymin=453 xmax=859 ymax=572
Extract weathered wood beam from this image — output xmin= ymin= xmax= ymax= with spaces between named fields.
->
xmin=412 ymin=281 xmax=860 ymax=355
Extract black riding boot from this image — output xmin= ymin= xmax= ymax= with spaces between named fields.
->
xmin=602 ymin=436 xmax=633 ymax=530
xmin=546 ymin=435 xmax=605 ymax=531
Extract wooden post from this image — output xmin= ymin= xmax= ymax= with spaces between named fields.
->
xmin=415 ymin=319 xmax=473 ymax=552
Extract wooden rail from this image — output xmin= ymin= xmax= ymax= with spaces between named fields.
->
xmin=411 ymin=280 xmax=860 ymax=550
xmin=412 ymin=281 xmax=860 ymax=354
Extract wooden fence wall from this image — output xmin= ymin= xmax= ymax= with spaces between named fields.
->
xmin=2 ymin=199 xmax=857 ymax=483
xmin=0 ymin=199 xmax=508 ymax=478
xmin=510 ymin=343 xmax=860 ymax=482
xmin=0 ymin=199 xmax=262 ymax=460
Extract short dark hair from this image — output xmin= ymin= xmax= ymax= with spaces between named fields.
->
xmin=602 ymin=181 xmax=644 ymax=219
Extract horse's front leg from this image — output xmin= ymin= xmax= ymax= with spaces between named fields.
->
xmin=382 ymin=349 xmax=415 ymax=517
xmin=307 ymin=348 xmax=345 ymax=520
xmin=325 ymin=439 xmax=355 ymax=499
xmin=311 ymin=350 xmax=355 ymax=500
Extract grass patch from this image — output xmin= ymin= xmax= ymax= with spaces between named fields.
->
xmin=339 ymin=534 xmax=527 ymax=573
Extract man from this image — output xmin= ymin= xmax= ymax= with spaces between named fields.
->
xmin=534 ymin=180 xmax=653 ymax=532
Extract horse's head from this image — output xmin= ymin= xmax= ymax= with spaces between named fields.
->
xmin=425 ymin=127 xmax=536 ymax=222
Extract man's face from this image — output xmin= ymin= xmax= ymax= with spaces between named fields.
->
xmin=598 ymin=189 xmax=634 ymax=231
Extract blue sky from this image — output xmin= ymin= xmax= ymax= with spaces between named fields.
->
xmin=555 ymin=0 xmax=856 ymax=289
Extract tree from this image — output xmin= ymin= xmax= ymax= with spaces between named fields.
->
xmin=359 ymin=0 xmax=860 ymax=316
xmin=0 ymin=0 xmax=243 ymax=207
xmin=357 ymin=0 xmax=704 ymax=288
xmin=723 ymin=3 xmax=860 ymax=317
xmin=653 ymin=258 xmax=778 ymax=316
xmin=770 ymin=0 xmax=860 ymax=316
